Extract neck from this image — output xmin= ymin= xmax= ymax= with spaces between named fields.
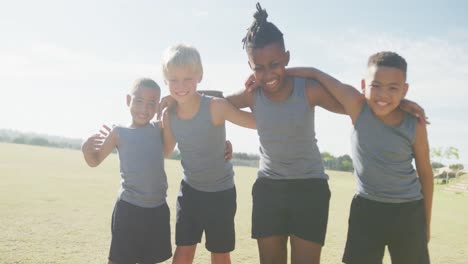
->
xmin=176 ymin=92 xmax=202 ymax=119
xmin=263 ymin=76 xmax=294 ymax=102
xmin=374 ymin=108 xmax=405 ymax=127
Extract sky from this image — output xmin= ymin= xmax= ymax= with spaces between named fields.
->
xmin=1 ymin=0 xmax=467 ymax=164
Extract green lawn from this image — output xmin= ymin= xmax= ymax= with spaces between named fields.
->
xmin=1 ymin=142 xmax=467 ymax=263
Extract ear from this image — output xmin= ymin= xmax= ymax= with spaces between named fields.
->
xmin=360 ymin=79 xmax=366 ymax=94
xmin=285 ymin=50 xmax=290 ymax=66
xmin=126 ymin=94 xmax=131 ymax=107
xmin=402 ymin=83 xmax=409 ymax=97
xmin=198 ymin=73 xmax=203 ymax=83
xmin=247 ymin=60 xmax=254 ymax=70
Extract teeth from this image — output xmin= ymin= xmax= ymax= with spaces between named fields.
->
xmin=376 ymin=101 xmax=388 ymax=106
xmin=266 ymin=80 xmax=277 ymax=87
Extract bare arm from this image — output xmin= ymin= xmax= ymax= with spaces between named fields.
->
xmin=211 ymin=98 xmax=256 ymax=129
xmin=287 ymin=67 xmax=363 ymax=122
xmin=413 ymin=122 xmax=434 ymax=242
xmin=224 ymin=89 xmax=254 ymax=110
xmin=162 ymin=111 xmax=177 ymax=158
xmin=81 ymin=128 xmax=118 ymax=167
xmin=304 ymin=79 xmax=348 ymax=115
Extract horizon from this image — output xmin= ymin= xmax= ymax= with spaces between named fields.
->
xmin=1 ymin=0 xmax=467 ymax=162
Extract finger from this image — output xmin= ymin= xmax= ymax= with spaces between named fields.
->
xmin=103 ymin=124 xmax=112 ymax=133
xmin=225 ymin=140 xmax=233 ymax=153
xmin=157 ymin=101 xmax=166 ymax=120
xmin=99 ymin=129 xmax=110 ymax=136
xmin=99 ymin=129 xmax=108 ymax=136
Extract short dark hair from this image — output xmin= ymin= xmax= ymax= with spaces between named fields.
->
xmin=368 ymin=51 xmax=407 ymax=78
xmin=130 ymin=78 xmax=160 ymax=94
xmin=242 ymin=3 xmax=284 ymax=50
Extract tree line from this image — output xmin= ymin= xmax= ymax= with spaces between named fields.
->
xmin=1 ymin=129 xmax=357 ymax=172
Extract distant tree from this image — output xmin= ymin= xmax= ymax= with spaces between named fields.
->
xmin=29 ymin=137 xmax=49 ymax=146
xmin=449 ymin=163 xmax=464 ymax=178
xmin=337 ymin=154 xmax=354 ymax=172
xmin=321 ymin=152 xmax=336 ymax=170
xmin=431 ymin=162 xmax=445 ymax=169
xmin=12 ymin=137 xmax=27 ymax=144
xmin=431 ymin=146 xmax=460 ymax=183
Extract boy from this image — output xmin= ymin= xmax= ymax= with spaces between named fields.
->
xmin=82 ymin=78 xmax=172 ymax=264
xmin=224 ymin=4 xmax=345 ymax=264
xmin=160 ymin=44 xmax=256 ymax=264
xmin=287 ymin=51 xmax=433 ymax=264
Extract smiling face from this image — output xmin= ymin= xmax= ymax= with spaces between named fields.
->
xmin=362 ymin=65 xmax=408 ymax=118
xmin=247 ymin=42 xmax=290 ymax=95
xmin=127 ymin=86 xmax=160 ymax=127
xmin=164 ymin=66 xmax=202 ymax=104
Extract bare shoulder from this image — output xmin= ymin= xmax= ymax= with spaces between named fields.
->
xmin=210 ymin=97 xmax=230 ymax=109
xmin=414 ymin=120 xmax=429 ymax=142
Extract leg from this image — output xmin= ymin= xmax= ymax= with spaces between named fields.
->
xmin=342 ymin=196 xmax=386 ymax=264
xmin=257 ymin=236 xmax=288 ymax=264
xmin=172 ymin=245 xmax=197 ymax=264
xmin=289 ymin=179 xmax=330 ymax=264
xmin=174 ymin=181 xmax=203 ymax=264
xmin=203 ymin=187 xmax=236 ymax=263
xmin=108 ymin=200 xmax=141 ymax=264
xmin=290 ymin=235 xmax=322 ymax=264
xmin=387 ymin=200 xmax=430 ymax=264
xmin=211 ymin=252 xmax=231 ymax=264
xmin=251 ymin=179 xmax=289 ymax=264
xmin=141 ymin=203 xmax=172 ymax=264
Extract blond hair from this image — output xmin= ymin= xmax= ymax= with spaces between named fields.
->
xmin=161 ymin=43 xmax=203 ymax=80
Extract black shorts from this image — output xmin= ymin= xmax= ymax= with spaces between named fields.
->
xmin=251 ymin=177 xmax=331 ymax=245
xmin=342 ymin=195 xmax=430 ymax=264
xmin=109 ymin=199 xmax=172 ymax=264
xmin=176 ymin=180 xmax=236 ymax=253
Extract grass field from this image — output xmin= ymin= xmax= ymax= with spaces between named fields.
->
xmin=1 ymin=142 xmax=467 ymax=264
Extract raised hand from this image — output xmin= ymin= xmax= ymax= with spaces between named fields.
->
xmin=82 ymin=133 xmax=106 ymax=154
xmin=99 ymin=124 xmax=112 ymax=137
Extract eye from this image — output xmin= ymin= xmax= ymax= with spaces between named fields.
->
xmin=253 ymin=67 xmax=264 ymax=73
xmin=271 ymin=62 xmax=280 ymax=68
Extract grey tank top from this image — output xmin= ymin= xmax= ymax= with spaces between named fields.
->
xmin=253 ymin=77 xmax=328 ymax=180
xmin=115 ymin=122 xmax=167 ymax=208
xmin=169 ymin=95 xmax=234 ymax=192
xmin=351 ymin=102 xmax=423 ymax=203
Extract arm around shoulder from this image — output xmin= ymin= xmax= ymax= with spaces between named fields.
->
xmin=225 ymin=89 xmax=254 ymax=110
xmin=289 ymin=67 xmax=363 ymax=120
xmin=162 ymin=111 xmax=177 ymax=158
xmin=211 ymin=98 xmax=256 ymax=129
